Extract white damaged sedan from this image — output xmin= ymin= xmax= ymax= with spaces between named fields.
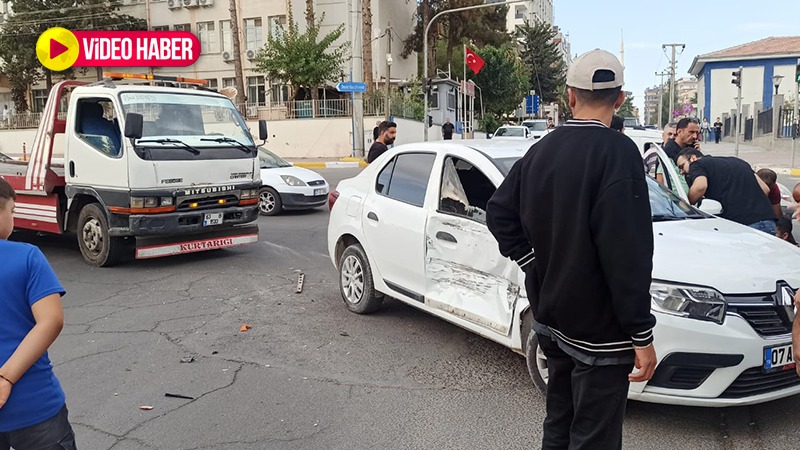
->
xmin=257 ymin=148 xmax=329 ymax=216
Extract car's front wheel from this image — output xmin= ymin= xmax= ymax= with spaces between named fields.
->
xmin=258 ymin=187 xmax=282 ymax=216
xmin=338 ymin=244 xmax=383 ymax=314
xmin=525 ymin=331 xmax=548 ymax=395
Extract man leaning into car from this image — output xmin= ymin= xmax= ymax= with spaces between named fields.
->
xmin=486 ymin=49 xmax=657 ymax=450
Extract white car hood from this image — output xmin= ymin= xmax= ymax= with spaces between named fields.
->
xmin=261 ymin=165 xmax=325 ymax=183
xmin=653 ymin=218 xmax=800 ymax=294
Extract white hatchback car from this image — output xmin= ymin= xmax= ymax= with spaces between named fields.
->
xmin=327 ymin=140 xmax=800 ymax=407
xmin=491 ymin=125 xmax=532 ymax=141
xmin=257 ymin=148 xmax=329 ymax=216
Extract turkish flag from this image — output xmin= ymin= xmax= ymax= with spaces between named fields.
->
xmin=465 ymin=47 xmax=485 ymax=75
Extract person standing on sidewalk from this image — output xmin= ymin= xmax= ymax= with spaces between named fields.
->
xmin=676 ymin=149 xmax=775 ymax=233
xmin=366 ymin=121 xmax=397 ymax=163
xmin=487 ymin=49 xmax=656 ymax=450
xmin=442 ymin=117 xmax=455 ymax=140
xmin=0 ymin=178 xmax=76 ymax=450
xmin=713 ymin=117 xmax=723 ymax=144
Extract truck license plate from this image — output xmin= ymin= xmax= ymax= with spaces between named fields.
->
xmin=314 ymin=188 xmax=326 ymax=196
xmin=764 ymin=343 xmax=794 ymax=371
xmin=203 ymin=212 xmax=224 ymax=226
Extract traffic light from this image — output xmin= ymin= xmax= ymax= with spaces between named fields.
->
xmin=427 ymin=115 xmax=433 ymax=128
xmin=731 ymin=68 xmax=742 ymax=88
xmin=795 ymin=58 xmax=800 ymax=83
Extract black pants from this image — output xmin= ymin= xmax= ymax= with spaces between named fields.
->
xmin=538 ymin=334 xmax=632 ymax=450
xmin=0 ymin=405 xmax=76 ymax=450
xmin=714 ymin=130 xmax=721 ymax=143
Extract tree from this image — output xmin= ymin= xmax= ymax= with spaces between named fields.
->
xmin=617 ymin=94 xmax=635 ymax=117
xmin=0 ymin=0 xmax=145 ymax=113
xmin=362 ymin=0 xmax=373 ymax=90
xmin=402 ymin=0 xmax=510 ymax=77
xmin=472 ymin=45 xmax=529 ymax=122
xmin=254 ymin=8 xmax=349 ymax=111
xmin=659 ymin=84 xmax=678 ymax=127
xmin=516 ymin=20 xmax=565 ymax=104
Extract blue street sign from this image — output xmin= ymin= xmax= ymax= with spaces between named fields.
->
xmin=525 ymin=95 xmax=540 ymax=114
xmin=336 ymin=81 xmax=368 ymax=93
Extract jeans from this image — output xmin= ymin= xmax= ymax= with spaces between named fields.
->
xmin=538 ymin=334 xmax=633 ymax=450
xmin=749 ymin=220 xmax=777 ymax=235
xmin=0 ymin=405 xmax=76 ymax=450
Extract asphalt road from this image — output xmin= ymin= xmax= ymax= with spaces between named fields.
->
xmin=11 ymin=167 xmax=800 ymax=450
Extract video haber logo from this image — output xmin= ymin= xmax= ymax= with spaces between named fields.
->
xmin=36 ymin=27 xmax=200 ymax=72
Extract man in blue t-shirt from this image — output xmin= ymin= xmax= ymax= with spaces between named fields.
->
xmin=0 ymin=178 xmax=76 ymax=449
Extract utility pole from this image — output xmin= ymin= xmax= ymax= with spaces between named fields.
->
xmin=655 ymin=70 xmax=669 ymax=128
xmin=733 ymin=66 xmax=743 ymax=157
xmin=385 ymin=23 xmax=392 ymax=122
xmin=663 ymin=43 xmax=684 ymax=122
xmin=229 ymin=0 xmax=246 ymax=115
xmin=352 ymin=0 xmax=365 ymax=157
xmin=792 ymin=58 xmax=799 ymax=169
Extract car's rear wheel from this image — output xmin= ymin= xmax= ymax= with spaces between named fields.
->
xmin=338 ymin=244 xmax=383 ymax=314
xmin=525 ymin=331 xmax=548 ymax=395
xmin=258 ymin=187 xmax=282 ymax=216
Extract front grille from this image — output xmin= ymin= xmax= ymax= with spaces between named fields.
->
xmin=727 ymin=304 xmax=791 ymax=336
xmin=667 ymin=368 xmax=715 ymax=389
xmin=720 ymin=367 xmax=800 ymax=398
xmin=307 ymin=180 xmax=326 ymax=186
xmin=177 ymin=194 xmax=239 ymax=211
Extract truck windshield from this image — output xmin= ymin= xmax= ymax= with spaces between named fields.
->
xmin=120 ymin=92 xmax=255 ymax=150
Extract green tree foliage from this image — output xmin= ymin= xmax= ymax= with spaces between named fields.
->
xmin=516 ymin=20 xmax=565 ymax=104
xmin=0 ymin=0 xmax=145 ymax=112
xmin=617 ymin=94 xmax=635 ymax=117
xmin=472 ymin=45 xmax=529 ymax=122
xmin=659 ymin=85 xmax=678 ymax=127
xmin=402 ymin=0 xmax=510 ymax=76
xmin=254 ymin=10 xmax=349 ymax=103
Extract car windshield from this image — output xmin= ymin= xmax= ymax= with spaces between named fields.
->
xmin=259 ymin=148 xmax=292 ymax=168
xmin=623 ymin=117 xmax=639 ymax=128
xmin=524 ymin=121 xmax=547 ymax=131
xmin=495 ymin=127 xmax=524 ymax=137
xmin=492 ymin=156 xmax=708 ymax=221
xmin=0 ymin=151 xmax=11 ymax=162
xmin=120 ymin=92 xmax=255 ymax=147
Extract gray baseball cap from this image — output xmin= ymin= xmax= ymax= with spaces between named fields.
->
xmin=566 ymin=49 xmax=624 ymax=91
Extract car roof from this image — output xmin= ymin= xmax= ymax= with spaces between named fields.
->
xmin=390 ymin=140 xmax=530 ymax=161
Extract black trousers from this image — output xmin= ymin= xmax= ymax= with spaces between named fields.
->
xmin=538 ymin=334 xmax=633 ymax=450
xmin=0 ymin=405 xmax=76 ymax=450
xmin=714 ymin=130 xmax=721 ymax=143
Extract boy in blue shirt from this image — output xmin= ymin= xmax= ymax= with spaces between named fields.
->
xmin=0 ymin=178 xmax=75 ymax=449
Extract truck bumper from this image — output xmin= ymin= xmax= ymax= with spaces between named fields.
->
xmin=125 ymin=205 xmax=259 ymax=236
xmin=134 ymin=224 xmax=259 ymax=259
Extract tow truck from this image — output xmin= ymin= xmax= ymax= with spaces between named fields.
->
xmin=0 ymin=73 xmax=264 ymax=266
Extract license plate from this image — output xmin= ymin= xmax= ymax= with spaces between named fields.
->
xmin=764 ymin=343 xmax=794 ymax=371
xmin=314 ymin=188 xmax=326 ymax=196
xmin=203 ymin=212 xmax=224 ymax=226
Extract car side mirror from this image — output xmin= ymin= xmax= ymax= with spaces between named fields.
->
xmin=124 ymin=113 xmax=143 ymax=140
xmin=258 ymin=119 xmax=268 ymax=144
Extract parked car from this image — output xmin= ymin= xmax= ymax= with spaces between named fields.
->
xmin=0 ymin=151 xmax=11 ymax=162
xmin=257 ymin=147 xmax=329 ymax=216
xmin=491 ymin=125 xmax=532 ymax=140
xmin=327 ymin=139 xmax=800 ymax=407
xmin=521 ymin=119 xmax=551 ymax=140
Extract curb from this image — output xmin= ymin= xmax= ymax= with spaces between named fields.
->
xmin=292 ymin=158 xmax=368 ymax=169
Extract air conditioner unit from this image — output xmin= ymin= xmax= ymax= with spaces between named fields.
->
xmin=167 ymin=0 xmax=181 ymax=9
xmin=246 ymin=106 xmax=257 ymax=117
xmin=245 ymin=49 xmax=256 ymax=60
xmin=222 ymin=51 xmax=233 ymax=62
xmin=198 ymin=0 xmax=214 ymax=6
xmin=182 ymin=0 xmax=199 ymax=8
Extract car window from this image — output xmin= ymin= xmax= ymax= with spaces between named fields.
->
xmin=377 ymin=153 xmax=435 ymax=207
xmin=495 ymin=127 xmax=523 ymax=137
xmin=258 ymin=148 xmax=292 ymax=168
xmin=524 ymin=122 xmax=547 ymax=131
xmin=75 ymin=98 xmax=122 ymax=158
xmin=439 ymin=157 xmax=496 ymax=223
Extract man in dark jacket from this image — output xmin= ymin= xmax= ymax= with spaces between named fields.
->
xmin=486 ymin=49 xmax=656 ymax=450
xmin=663 ymin=117 xmax=700 ymax=161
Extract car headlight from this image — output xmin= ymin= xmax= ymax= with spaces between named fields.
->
xmin=280 ymin=175 xmax=307 ymax=186
xmin=650 ymin=282 xmax=726 ymax=324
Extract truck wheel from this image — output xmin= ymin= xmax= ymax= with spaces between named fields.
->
xmin=258 ymin=187 xmax=282 ymax=216
xmin=338 ymin=244 xmax=383 ymax=314
xmin=77 ymin=203 xmax=123 ymax=267
xmin=525 ymin=331 xmax=548 ymax=395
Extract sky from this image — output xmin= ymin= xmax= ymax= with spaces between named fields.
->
xmin=553 ymin=0 xmax=798 ymax=121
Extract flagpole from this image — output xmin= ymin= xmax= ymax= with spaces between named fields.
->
xmin=463 ymin=43 xmax=467 ymax=139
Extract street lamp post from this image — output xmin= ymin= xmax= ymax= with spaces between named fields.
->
xmin=772 ymin=75 xmax=784 ymax=95
xmin=423 ymin=0 xmax=527 ymax=141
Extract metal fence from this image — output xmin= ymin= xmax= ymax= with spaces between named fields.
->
xmin=778 ymin=107 xmax=798 ymax=139
xmin=723 ymin=117 xmax=732 ymax=137
xmin=757 ymin=108 xmax=772 ymax=136
xmin=744 ymin=117 xmax=753 ymax=141
xmin=0 ymin=112 xmax=69 ymax=129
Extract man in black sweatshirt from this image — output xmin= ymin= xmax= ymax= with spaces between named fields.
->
xmin=486 ymin=49 xmax=656 ymax=450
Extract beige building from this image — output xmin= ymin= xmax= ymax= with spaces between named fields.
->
xmin=643 ymin=86 xmax=660 ymax=125
xmin=675 ymin=76 xmax=698 ymax=104
xmin=502 ymin=0 xmax=554 ymax=32
xmin=5 ymin=0 xmax=418 ymax=113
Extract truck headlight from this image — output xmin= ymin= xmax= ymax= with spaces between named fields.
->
xmin=240 ymin=189 xmax=258 ymax=200
xmin=650 ymin=283 xmax=726 ymax=324
xmin=280 ymin=175 xmax=307 ymax=186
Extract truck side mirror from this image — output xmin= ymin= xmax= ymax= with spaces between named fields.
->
xmin=124 ymin=113 xmax=143 ymax=140
xmin=258 ymin=119 xmax=268 ymax=144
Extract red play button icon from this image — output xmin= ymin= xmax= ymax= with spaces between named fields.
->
xmin=50 ymin=39 xmax=69 ymax=59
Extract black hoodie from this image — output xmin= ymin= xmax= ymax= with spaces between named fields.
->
xmin=486 ymin=119 xmax=655 ymax=360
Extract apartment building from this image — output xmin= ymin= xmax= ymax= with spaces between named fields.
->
xmin=643 ymin=85 xmax=660 ymax=125
xmin=675 ymin=76 xmax=698 ymax=104
xmin=503 ymin=0 xmax=554 ymax=32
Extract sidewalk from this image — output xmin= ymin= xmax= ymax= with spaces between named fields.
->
xmin=286 ymin=157 xmax=367 ymax=169
xmin=703 ymin=140 xmax=800 ymax=176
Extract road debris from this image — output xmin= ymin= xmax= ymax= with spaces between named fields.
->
xmin=240 ymin=324 xmax=252 ymax=332
xmin=340 ymin=332 xmax=350 ymax=337
xmin=296 ymin=272 xmax=305 ymax=293
xmin=180 ymin=356 xmax=195 ymax=364
xmin=165 ymin=393 xmax=194 ymax=400
xmin=139 ymin=406 xmax=154 ymax=411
